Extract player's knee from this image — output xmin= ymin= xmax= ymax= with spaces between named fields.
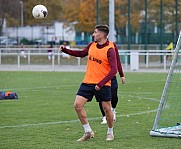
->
xmin=103 ymin=106 xmax=111 ymax=114
xmin=74 ymin=102 xmax=82 ymax=111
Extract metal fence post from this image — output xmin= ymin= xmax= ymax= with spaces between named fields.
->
xmin=58 ymin=50 xmax=60 ymax=65
xmin=28 ymin=49 xmax=30 ymax=65
xmin=164 ymin=53 xmax=166 ymax=70
xmin=0 ymin=49 xmax=1 ymax=64
xmin=146 ymin=51 xmax=149 ymax=68
xmin=18 ymin=54 xmax=20 ymax=68
xmin=77 ymin=57 xmax=80 ymax=66
xmin=52 ymin=52 xmax=54 ymax=70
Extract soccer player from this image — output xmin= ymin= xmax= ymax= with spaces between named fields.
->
xmin=59 ymin=24 xmax=117 ymax=141
xmin=99 ymin=43 xmax=125 ymax=124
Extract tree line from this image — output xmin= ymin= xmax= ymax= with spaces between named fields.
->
xmin=0 ymin=0 xmax=180 ymax=37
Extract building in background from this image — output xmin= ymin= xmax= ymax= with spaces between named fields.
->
xmin=2 ymin=22 xmax=76 ymax=45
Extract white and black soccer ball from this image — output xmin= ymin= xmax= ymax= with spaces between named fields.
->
xmin=32 ymin=4 xmax=48 ymax=19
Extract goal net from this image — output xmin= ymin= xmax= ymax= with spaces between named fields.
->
xmin=150 ymin=31 xmax=181 ymax=138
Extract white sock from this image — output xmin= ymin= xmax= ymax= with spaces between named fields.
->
xmin=107 ymin=127 xmax=113 ymax=134
xmin=112 ymin=108 xmax=115 ymax=112
xmin=83 ymin=123 xmax=92 ymax=133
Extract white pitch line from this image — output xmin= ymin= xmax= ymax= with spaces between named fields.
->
xmin=0 ymin=84 xmax=79 ymax=91
xmin=0 ymin=109 xmax=157 ymax=129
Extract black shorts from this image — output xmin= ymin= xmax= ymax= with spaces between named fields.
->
xmin=77 ymin=83 xmax=111 ymax=102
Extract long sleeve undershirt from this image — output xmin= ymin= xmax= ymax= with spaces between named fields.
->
xmin=62 ymin=40 xmax=124 ymax=88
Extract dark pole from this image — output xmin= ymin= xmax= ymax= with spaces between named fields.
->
xmin=31 ymin=26 xmax=33 ymax=41
xmin=47 ymin=26 xmax=49 ymax=44
xmin=96 ymin=0 xmax=99 ymax=25
xmin=19 ymin=1 xmax=24 ymax=26
xmin=128 ymin=0 xmax=131 ymax=50
xmin=16 ymin=26 xmax=19 ymax=44
xmin=175 ymin=0 xmax=178 ymax=40
xmin=144 ymin=0 xmax=148 ymax=63
xmin=160 ymin=0 xmax=163 ymax=63
xmin=144 ymin=0 xmax=147 ymax=50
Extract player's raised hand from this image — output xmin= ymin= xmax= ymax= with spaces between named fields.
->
xmin=59 ymin=45 xmax=65 ymax=51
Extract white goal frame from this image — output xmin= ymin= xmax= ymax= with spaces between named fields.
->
xmin=150 ymin=31 xmax=181 ymax=138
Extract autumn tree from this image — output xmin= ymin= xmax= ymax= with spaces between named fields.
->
xmin=0 ymin=0 xmax=180 ymax=43
xmin=62 ymin=0 xmax=147 ymax=42
xmin=62 ymin=0 xmax=96 ymax=33
xmin=0 ymin=0 xmax=22 ymax=35
xmin=0 ymin=0 xmax=64 ymax=30
xmin=149 ymin=0 xmax=181 ymax=32
xmin=23 ymin=0 xmax=64 ymax=26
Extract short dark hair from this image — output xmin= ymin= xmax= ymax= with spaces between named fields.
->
xmin=95 ymin=24 xmax=109 ymax=35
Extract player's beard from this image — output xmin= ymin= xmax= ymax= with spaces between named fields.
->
xmin=94 ymin=36 xmax=101 ymax=42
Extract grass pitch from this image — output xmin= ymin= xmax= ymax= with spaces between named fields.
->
xmin=0 ymin=71 xmax=180 ymax=149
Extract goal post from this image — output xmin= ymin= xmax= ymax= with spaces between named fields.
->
xmin=150 ymin=31 xmax=181 ymax=138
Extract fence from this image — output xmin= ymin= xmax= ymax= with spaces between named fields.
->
xmin=0 ymin=47 xmax=176 ymax=71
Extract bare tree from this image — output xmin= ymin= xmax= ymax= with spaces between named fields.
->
xmin=0 ymin=0 xmax=10 ymax=35
xmin=0 ymin=0 xmax=22 ymax=35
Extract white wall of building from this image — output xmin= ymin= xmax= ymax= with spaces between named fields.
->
xmin=3 ymin=22 xmax=76 ymax=43
xmin=5 ymin=26 xmax=43 ymax=39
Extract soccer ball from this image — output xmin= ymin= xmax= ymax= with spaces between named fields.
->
xmin=32 ymin=4 xmax=48 ymax=19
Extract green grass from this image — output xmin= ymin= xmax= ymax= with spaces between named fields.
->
xmin=0 ymin=71 xmax=180 ymax=149
xmin=1 ymin=55 xmax=87 ymax=65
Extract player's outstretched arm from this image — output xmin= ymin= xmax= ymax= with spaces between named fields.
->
xmin=59 ymin=44 xmax=90 ymax=58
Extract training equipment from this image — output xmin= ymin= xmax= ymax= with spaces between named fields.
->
xmin=150 ymin=31 xmax=181 ymax=138
xmin=32 ymin=4 xmax=48 ymax=19
xmin=0 ymin=91 xmax=18 ymax=100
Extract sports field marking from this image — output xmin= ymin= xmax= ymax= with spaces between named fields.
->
xmin=0 ymin=83 xmax=160 ymax=129
xmin=0 ymin=84 xmax=79 ymax=91
xmin=0 ymin=109 xmax=157 ymax=129
xmin=1 ymin=77 xmax=164 ymax=91
xmin=128 ymin=95 xmax=160 ymax=102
